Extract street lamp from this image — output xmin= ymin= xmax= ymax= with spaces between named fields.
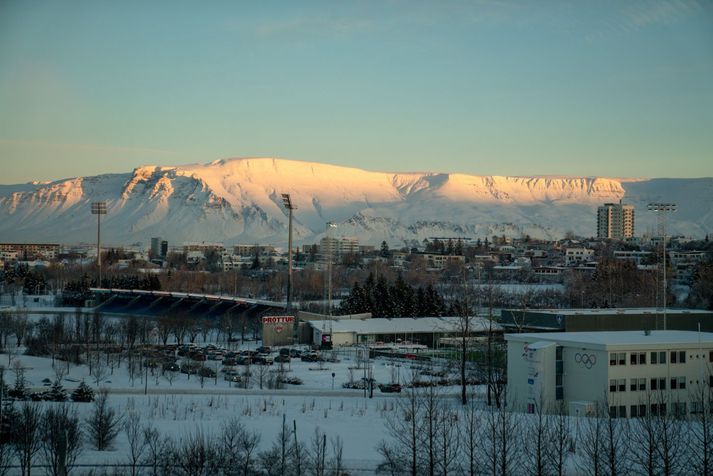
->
xmin=281 ymin=193 xmax=297 ymax=342
xmin=91 ymin=201 xmax=107 ymax=286
xmin=647 ymin=203 xmax=677 ymax=330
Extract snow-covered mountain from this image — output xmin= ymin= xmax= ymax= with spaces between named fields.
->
xmin=0 ymin=158 xmax=711 ymax=246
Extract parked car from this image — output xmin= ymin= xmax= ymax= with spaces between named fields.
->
xmin=379 ymin=383 xmax=402 ymax=393
xmin=274 ymin=354 xmax=291 ymax=363
xmin=301 ymin=352 xmax=322 ymax=362
xmin=222 ymin=357 xmax=238 ymax=366
xmin=163 ymin=362 xmax=180 ymax=372
xmin=224 ymin=374 xmax=241 ymax=383
xmin=253 ymin=355 xmax=273 ymax=365
xmin=198 ymin=366 xmax=216 ymax=378
xmin=256 ymin=346 xmax=271 ymax=354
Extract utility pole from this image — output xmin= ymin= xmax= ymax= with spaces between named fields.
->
xmin=647 ymin=203 xmax=677 ymax=330
xmin=91 ymin=201 xmax=107 ymax=287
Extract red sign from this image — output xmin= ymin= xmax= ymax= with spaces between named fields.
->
xmin=262 ymin=316 xmax=294 ymax=324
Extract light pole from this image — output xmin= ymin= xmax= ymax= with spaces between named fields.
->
xmin=647 ymin=203 xmax=677 ymax=330
xmin=281 ymin=193 xmax=297 ymax=343
xmin=91 ymin=201 xmax=107 ymax=286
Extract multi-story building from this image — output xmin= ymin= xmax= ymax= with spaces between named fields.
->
xmin=597 ymin=202 xmax=635 ymax=239
xmin=0 ymin=243 xmax=60 ymax=260
xmin=319 ymin=237 xmax=360 ymax=259
xmin=565 ymin=247 xmax=595 ymax=266
xmin=506 ymin=330 xmax=713 ymax=417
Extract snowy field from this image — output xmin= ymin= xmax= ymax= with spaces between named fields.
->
xmin=2 ymin=345 xmax=472 ymax=474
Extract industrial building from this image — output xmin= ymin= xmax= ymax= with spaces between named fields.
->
xmin=506 ymin=330 xmax=713 ymax=417
xmin=499 ymin=308 xmax=713 ymax=332
xmin=307 ymin=316 xmax=502 ymax=348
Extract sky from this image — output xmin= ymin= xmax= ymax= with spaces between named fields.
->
xmin=0 ymin=0 xmax=712 ymax=184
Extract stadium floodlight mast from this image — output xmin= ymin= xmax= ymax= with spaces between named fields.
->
xmin=91 ymin=201 xmax=107 ymax=287
xmin=647 ymin=202 xmax=677 ymax=330
xmin=281 ymin=193 xmax=296 ymax=341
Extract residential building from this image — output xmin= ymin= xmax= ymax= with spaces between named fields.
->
xmin=506 ymin=330 xmax=713 ymax=417
xmin=565 ymin=248 xmax=595 ymax=266
xmin=597 ymin=202 xmax=635 ymax=239
xmin=0 ymin=243 xmax=60 ymax=260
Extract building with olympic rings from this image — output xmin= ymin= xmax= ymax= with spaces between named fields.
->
xmin=506 ymin=330 xmax=713 ymax=418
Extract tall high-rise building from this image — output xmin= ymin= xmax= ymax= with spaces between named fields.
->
xmin=597 ymin=202 xmax=635 ymax=239
xmin=150 ymin=237 xmax=162 ymax=257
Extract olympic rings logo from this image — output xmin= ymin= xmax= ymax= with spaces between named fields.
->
xmin=575 ymin=353 xmax=597 ymax=369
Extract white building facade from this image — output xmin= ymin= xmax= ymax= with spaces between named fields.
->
xmin=506 ymin=331 xmax=713 ymax=417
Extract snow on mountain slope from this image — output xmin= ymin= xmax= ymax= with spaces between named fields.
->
xmin=0 ymin=158 xmax=710 ymax=246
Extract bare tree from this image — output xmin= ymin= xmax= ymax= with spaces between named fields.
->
xmin=173 ymin=429 xmax=220 ymax=476
xmin=436 ymin=402 xmax=459 ymax=475
xmin=329 ymin=435 xmax=344 ymax=476
xmin=522 ymin=394 xmax=551 ymax=476
xmin=309 ymin=428 xmax=328 ymax=476
xmin=87 ymin=389 xmax=122 ymax=451
xmin=41 ymin=404 xmax=83 ymax=476
xmin=575 ymin=403 xmax=607 ymax=476
xmin=142 ymin=423 xmax=172 ymax=476
xmin=378 ymin=376 xmax=422 ymax=476
xmin=12 ymin=402 xmax=43 ymax=476
xmin=124 ymin=411 xmax=144 ymax=476
xmin=459 ymin=397 xmax=482 ymax=476
xmin=547 ymin=401 xmax=572 ymax=476
xmin=479 ymin=395 xmax=520 ymax=476
xmin=259 ymin=414 xmax=293 ymax=476
xmin=690 ymin=380 xmax=713 ymax=475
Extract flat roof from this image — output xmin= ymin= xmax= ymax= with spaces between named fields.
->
xmin=506 ymin=330 xmax=713 ymax=349
xmin=308 ymin=316 xmax=502 ymax=335
xmin=503 ymin=308 xmax=712 ymax=317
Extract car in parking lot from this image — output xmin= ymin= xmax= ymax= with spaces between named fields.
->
xmin=379 ymin=383 xmax=402 ymax=393
xmin=274 ymin=354 xmax=291 ymax=363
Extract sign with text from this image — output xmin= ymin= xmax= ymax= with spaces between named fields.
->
xmin=262 ymin=316 xmax=295 ymax=346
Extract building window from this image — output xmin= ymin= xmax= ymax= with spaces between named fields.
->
xmin=630 ymin=405 xmax=639 ymax=418
xmin=610 ymin=379 xmax=617 ymax=392
xmin=679 ymin=351 xmax=686 ymax=363
xmin=659 ymin=351 xmax=667 ymax=364
xmin=618 ymin=379 xmax=626 ymax=392
xmin=692 ymin=401 xmax=704 ymax=414
xmin=639 ymin=378 xmax=646 ymax=391
xmin=651 ymin=378 xmax=666 ymax=390
xmin=651 ymin=352 xmax=657 ymax=364
xmin=631 ymin=352 xmax=646 ymax=365
xmin=618 ymin=353 xmax=626 ymax=365
xmin=630 ymin=379 xmax=638 ymax=392
xmin=671 ymin=351 xmax=677 ymax=364
xmin=672 ymin=402 xmax=687 ymax=418
xmin=709 ymin=350 xmax=713 ymax=363
xmin=610 ymin=353 xmax=617 ymax=366
xmin=671 ymin=377 xmax=686 ymax=390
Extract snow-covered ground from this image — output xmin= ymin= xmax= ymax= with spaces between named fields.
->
xmin=2 ymin=345 xmax=470 ymax=473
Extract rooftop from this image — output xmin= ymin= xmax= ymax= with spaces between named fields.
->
xmin=506 ymin=330 xmax=713 ymax=348
xmin=308 ymin=316 xmax=502 ymax=335
xmin=505 ymin=307 xmax=712 ymax=317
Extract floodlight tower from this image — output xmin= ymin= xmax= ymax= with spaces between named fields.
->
xmin=647 ymin=203 xmax=677 ymax=330
xmin=281 ymin=194 xmax=296 ymax=311
xmin=91 ymin=201 xmax=107 ymax=286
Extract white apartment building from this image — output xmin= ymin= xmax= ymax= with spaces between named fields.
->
xmin=506 ymin=331 xmax=713 ymax=418
xmin=565 ymin=247 xmax=594 ymax=266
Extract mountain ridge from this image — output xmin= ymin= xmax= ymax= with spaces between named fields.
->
xmin=0 ymin=157 xmax=710 ymax=246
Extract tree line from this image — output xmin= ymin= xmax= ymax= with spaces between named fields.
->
xmin=0 ymin=396 xmax=347 ymax=476
xmin=378 ymin=381 xmax=713 ymax=476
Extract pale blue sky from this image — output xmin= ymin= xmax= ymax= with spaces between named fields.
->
xmin=1 ymin=0 xmax=712 ymax=184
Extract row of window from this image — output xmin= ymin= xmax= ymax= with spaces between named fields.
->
xmin=609 ymin=377 xmax=687 ymax=393
xmin=609 ymin=350 xmax=688 ymax=366
xmin=610 ymin=402 xmax=688 ymax=419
